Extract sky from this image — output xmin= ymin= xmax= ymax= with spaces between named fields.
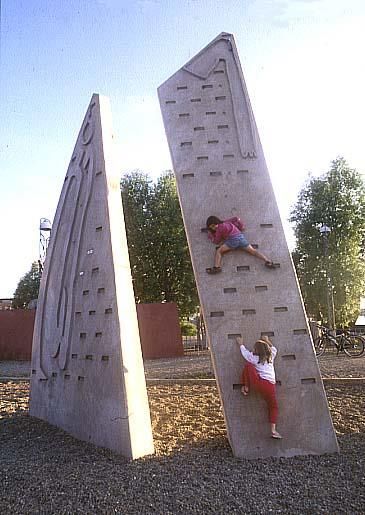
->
xmin=1 ymin=0 xmax=365 ymax=298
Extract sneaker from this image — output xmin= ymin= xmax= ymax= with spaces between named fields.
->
xmin=271 ymin=431 xmax=282 ymax=439
xmin=265 ymin=261 xmax=279 ymax=269
xmin=206 ymin=266 xmax=222 ymax=274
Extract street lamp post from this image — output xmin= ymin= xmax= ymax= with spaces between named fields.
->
xmin=319 ymin=224 xmax=335 ymax=330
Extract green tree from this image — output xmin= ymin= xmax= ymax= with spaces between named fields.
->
xmin=121 ymin=170 xmax=199 ymax=317
xmin=290 ymin=157 xmax=365 ymax=327
xmin=120 ymin=171 xmax=155 ymax=301
xmin=13 ymin=261 xmax=41 ymax=309
xmin=149 ymin=172 xmax=198 ymax=316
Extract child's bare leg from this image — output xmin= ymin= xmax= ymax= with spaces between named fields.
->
xmin=214 ymin=244 xmax=231 ymax=268
xmin=244 ymin=245 xmax=271 ymax=263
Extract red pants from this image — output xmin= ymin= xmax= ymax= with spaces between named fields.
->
xmin=241 ymin=363 xmax=278 ymax=424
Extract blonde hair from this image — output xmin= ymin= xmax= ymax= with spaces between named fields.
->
xmin=253 ymin=336 xmax=273 ymax=364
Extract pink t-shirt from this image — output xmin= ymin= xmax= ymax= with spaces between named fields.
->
xmin=208 ymin=217 xmax=243 ymax=245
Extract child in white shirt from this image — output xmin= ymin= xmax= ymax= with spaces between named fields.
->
xmin=236 ymin=335 xmax=282 ymax=439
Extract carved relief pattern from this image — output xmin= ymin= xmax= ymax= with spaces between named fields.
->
xmin=36 ymin=102 xmax=96 ymax=378
xmin=183 ymin=34 xmax=257 ymax=159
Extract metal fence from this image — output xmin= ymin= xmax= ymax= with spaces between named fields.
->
xmin=182 ymin=336 xmax=209 ymax=354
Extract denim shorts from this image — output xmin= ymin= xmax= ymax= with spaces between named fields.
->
xmin=225 ymin=234 xmax=249 ymax=249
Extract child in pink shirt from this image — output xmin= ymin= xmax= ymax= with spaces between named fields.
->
xmin=236 ymin=335 xmax=282 ymax=439
xmin=205 ymin=215 xmax=276 ymax=274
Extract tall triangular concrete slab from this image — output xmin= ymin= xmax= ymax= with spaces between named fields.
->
xmin=158 ymin=33 xmax=339 ymax=458
xmin=30 ymin=94 xmax=154 ymax=459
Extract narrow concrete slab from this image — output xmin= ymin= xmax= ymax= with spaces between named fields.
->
xmin=29 ymin=95 xmax=154 ymax=459
xmin=158 ymin=33 xmax=339 ymax=459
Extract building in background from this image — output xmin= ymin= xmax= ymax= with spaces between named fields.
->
xmin=354 ymin=297 xmax=365 ymax=331
xmin=0 ymin=298 xmax=13 ymax=310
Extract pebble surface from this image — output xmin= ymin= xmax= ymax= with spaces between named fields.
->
xmin=0 ymin=355 xmax=364 ymax=514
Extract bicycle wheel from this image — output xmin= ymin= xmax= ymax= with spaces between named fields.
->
xmin=342 ymin=334 xmax=365 ymax=357
xmin=314 ymin=336 xmax=327 ymax=357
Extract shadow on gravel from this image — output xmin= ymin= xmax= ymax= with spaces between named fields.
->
xmin=0 ymin=411 xmax=364 ymax=514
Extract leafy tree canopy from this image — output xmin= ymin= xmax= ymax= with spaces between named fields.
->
xmin=290 ymin=157 xmax=365 ymax=327
xmin=121 ymin=170 xmax=199 ymax=318
xmin=13 ymin=261 xmax=41 ymax=309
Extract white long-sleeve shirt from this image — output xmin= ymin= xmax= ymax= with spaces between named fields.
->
xmin=240 ymin=344 xmax=277 ymax=384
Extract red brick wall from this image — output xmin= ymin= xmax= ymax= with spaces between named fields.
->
xmin=0 ymin=310 xmax=36 ymax=360
xmin=0 ymin=303 xmax=183 ymax=361
xmin=136 ymin=302 xmax=183 ymax=359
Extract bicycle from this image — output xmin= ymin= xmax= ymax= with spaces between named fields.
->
xmin=313 ymin=324 xmax=365 ymax=358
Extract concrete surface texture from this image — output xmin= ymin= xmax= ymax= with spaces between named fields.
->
xmin=158 ymin=33 xmax=339 ymax=458
xmin=29 ymin=94 xmax=154 ymax=459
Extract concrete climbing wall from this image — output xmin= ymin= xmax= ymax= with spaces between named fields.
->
xmin=29 ymin=94 xmax=154 ymax=459
xmin=158 ymin=33 xmax=339 ymax=459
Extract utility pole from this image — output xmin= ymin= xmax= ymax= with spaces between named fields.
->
xmin=319 ymin=224 xmax=335 ymax=330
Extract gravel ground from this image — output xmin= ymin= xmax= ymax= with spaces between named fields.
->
xmin=0 ymin=353 xmax=365 ymax=515
xmin=0 ymin=353 xmax=365 ymax=514
xmin=0 ymin=382 xmax=364 ymax=514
